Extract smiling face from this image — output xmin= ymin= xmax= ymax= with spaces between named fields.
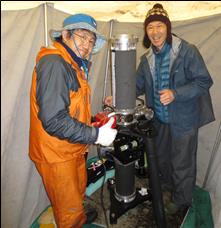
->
xmin=146 ymin=21 xmax=167 ymax=50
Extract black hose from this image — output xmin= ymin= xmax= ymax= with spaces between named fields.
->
xmin=119 ymin=124 xmax=167 ymax=227
xmin=142 ymin=135 xmax=167 ymax=228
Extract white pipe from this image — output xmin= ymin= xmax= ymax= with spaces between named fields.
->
xmin=107 ymin=112 xmax=116 ymax=118
xmin=111 ymin=51 xmax=116 ymax=107
xmin=102 ymin=19 xmax=114 ymax=105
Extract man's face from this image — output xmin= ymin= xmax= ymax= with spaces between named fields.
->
xmin=146 ymin=21 xmax=167 ymax=50
xmin=72 ymin=29 xmax=96 ymax=59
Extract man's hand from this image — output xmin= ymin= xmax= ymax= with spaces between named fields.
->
xmin=95 ymin=117 xmax=117 ymax=146
xmin=159 ymin=89 xmax=175 ymax=106
xmin=104 ymin=96 xmax=113 ymax=106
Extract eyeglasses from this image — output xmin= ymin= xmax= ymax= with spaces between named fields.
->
xmin=73 ymin=32 xmax=96 ymax=48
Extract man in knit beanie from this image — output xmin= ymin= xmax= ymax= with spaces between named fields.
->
xmin=143 ymin=3 xmax=172 ymax=48
xmin=136 ymin=3 xmax=215 ymax=219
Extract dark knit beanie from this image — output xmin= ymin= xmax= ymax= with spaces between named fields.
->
xmin=143 ymin=3 xmax=172 ymax=48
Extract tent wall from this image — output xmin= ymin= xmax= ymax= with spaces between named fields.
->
xmin=1 ymin=4 xmax=221 ymax=228
xmin=1 ymin=5 xmax=50 ymax=228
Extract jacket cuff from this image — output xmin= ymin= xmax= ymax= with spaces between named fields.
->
xmin=91 ymin=126 xmax=99 ymax=143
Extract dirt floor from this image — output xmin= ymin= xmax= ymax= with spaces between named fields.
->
xmin=84 ymin=175 xmax=185 ymax=228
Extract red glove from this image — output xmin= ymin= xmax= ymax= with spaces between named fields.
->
xmin=92 ymin=111 xmax=116 ymax=128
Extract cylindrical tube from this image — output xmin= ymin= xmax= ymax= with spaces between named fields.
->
xmin=115 ymin=50 xmax=136 ymax=110
xmin=110 ymin=34 xmax=138 ymax=112
xmin=114 ymin=158 xmax=136 ymax=202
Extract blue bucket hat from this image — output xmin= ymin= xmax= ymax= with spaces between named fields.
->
xmin=50 ymin=14 xmax=106 ymax=54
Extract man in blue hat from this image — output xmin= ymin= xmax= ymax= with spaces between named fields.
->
xmin=29 ymin=14 xmax=117 ymax=227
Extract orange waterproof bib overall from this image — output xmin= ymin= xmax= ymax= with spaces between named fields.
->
xmin=29 ymin=42 xmax=91 ymax=227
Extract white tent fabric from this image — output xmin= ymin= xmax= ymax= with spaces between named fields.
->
xmin=1 ymin=3 xmax=221 ymax=228
xmin=2 ymin=1 xmax=221 ymax=22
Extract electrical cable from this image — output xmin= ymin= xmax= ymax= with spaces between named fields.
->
xmin=97 ymin=145 xmax=110 ymax=228
xmin=85 ymin=195 xmax=107 ymax=213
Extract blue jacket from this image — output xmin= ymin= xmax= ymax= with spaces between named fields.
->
xmin=136 ymin=35 xmax=215 ymax=136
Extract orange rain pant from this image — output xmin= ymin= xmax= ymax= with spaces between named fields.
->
xmin=35 ymin=154 xmax=87 ymax=228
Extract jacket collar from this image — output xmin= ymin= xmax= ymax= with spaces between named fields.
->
xmin=144 ymin=34 xmax=182 ymax=72
xmin=170 ymin=35 xmax=182 ymax=60
xmin=145 ymin=35 xmax=181 ymax=58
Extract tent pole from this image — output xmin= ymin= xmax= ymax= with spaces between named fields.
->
xmin=44 ymin=2 xmax=48 ymax=46
xmin=102 ymin=19 xmax=114 ymax=106
xmin=203 ymin=121 xmax=221 ymax=187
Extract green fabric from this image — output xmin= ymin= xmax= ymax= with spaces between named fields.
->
xmin=30 ymin=205 xmax=51 ymax=228
xmin=181 ymin=186 xmax=214 ymax=228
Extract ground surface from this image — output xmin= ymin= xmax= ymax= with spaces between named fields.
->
xmin=84 ymin=175 xmax=185 ymax=228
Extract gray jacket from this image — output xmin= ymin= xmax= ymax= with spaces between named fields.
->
xmin=136 ymin=35 xmax=215 ymax=136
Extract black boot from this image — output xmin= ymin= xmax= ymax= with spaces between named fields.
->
xmin=177 ymin=205 xmax=190 ymax=220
